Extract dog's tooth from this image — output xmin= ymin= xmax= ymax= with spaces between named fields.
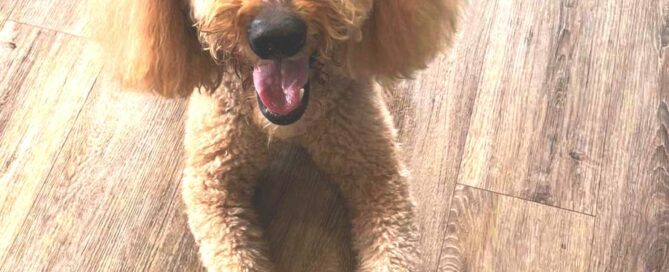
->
xmin=300 ymin=88 xmax=304 ymax=99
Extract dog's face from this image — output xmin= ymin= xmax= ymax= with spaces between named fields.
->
xmin=95 ymin=0 xmax=460 ymax=124
xmin=190 ymin=0 xmax=375 ymax=125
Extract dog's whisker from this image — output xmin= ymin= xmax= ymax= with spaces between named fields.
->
xmin=262 ymin=121 xmax=273 ymax=130
xmin=266 ymin=134 xmax=274 ymax=148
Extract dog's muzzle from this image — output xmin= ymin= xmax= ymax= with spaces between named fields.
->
xmin=248 ymin=7 xmax=310 ymax=126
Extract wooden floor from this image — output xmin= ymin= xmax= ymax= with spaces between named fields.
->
xmin=1 ymin=0 xmax=667 ymax=271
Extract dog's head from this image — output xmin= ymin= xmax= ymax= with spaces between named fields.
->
xmin=94 ymin=0 xmax=461 ymax=124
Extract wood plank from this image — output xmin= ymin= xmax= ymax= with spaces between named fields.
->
xmin=0 ymin=21 xmax=101 ymax=264
xmin=9 ymin=0 xmax=89 ymax=36
xmin=0 ymin=71 xmax=204 ymax=271
xmin=589 ymin=0 xmax=669 ymax=270
xmin=457 ymin=0 xmax=606 ymax=214
xmin=383 ymin=2 xmax=503 ymax=269
xmin=439 ymin=185 xmax=594 ymax=272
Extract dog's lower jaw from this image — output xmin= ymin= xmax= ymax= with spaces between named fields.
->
xmin=183 ymin=78 xmax=419 ymax=271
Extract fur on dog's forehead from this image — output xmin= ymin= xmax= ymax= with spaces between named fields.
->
xmin=190 ymin=0 xmax=376 ymax=68
xmin=189 ymin=0 xmax=373 ymax=23
xmin=189 ymin=0 xmax=373 ymax=44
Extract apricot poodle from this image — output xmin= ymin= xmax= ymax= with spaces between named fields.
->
xmin=92 ymin=0 xmax=461 ymax=271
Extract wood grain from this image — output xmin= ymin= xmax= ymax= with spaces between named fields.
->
xmin=8 ymin=0 xmax=89 ymax=36
xmin=439 ymin=185 xmax=594 ymax=272
xmin=0 ymin=70 xmax=204 ymax=271
xmin=0 ymin=21 xmax=101 ymax=264
xmin=0 ymin=0 xmax=13 ymax=26
xmin=457 ymin=0 xmax=606 ymax=214
xmin=589 ymin=0 xmax=669 ymax=270
xmin=385 ymin=1 xmax=498 ymax=268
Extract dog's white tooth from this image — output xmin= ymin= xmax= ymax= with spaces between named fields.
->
xmin=300 ymin=88 xmax=304 ymax=99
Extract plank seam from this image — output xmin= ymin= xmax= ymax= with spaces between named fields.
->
xmin=431 ymin=176 xmax=460 ymax=272
xmin=432 ymin=2 xmax=502 ymax=269
xmin=5 ymin=20 xmax=85 ymax=39
xmin=458 ymin=183 xmax=595 ymax=217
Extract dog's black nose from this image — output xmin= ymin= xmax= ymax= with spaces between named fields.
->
xmin=247 ymin=9 xmax=307 ymax=59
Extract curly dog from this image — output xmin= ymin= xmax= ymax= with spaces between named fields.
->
xmin=92 ymin=0 xmax=461 ymax=270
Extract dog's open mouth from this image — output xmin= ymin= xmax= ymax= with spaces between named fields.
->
xmin=252 ymin=56 xmax=310 ymax=126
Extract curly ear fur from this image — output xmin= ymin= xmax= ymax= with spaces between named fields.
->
xmin=348 ymin=0 xmax=462 ymax=79
xmin=91 ymin=0 xmax=219 ymax=97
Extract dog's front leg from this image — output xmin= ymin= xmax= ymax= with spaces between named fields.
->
xmin=182 ymin=92 xmax=273 ymax=272
xmin=301 ymin=84 xmax=419 ymax=272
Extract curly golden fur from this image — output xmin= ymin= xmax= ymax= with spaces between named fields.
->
xmin=91 ymin=0 xmax=462 ymax=270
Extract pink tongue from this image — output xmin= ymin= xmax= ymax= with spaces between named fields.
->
xmin=253 ymin=57 xmax=309 ymax=116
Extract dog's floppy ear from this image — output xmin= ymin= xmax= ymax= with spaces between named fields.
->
xmin=348 ymin=0 xmax=461 ymax=79
xmin=91 ymin=0 xmax=218 ymax=97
